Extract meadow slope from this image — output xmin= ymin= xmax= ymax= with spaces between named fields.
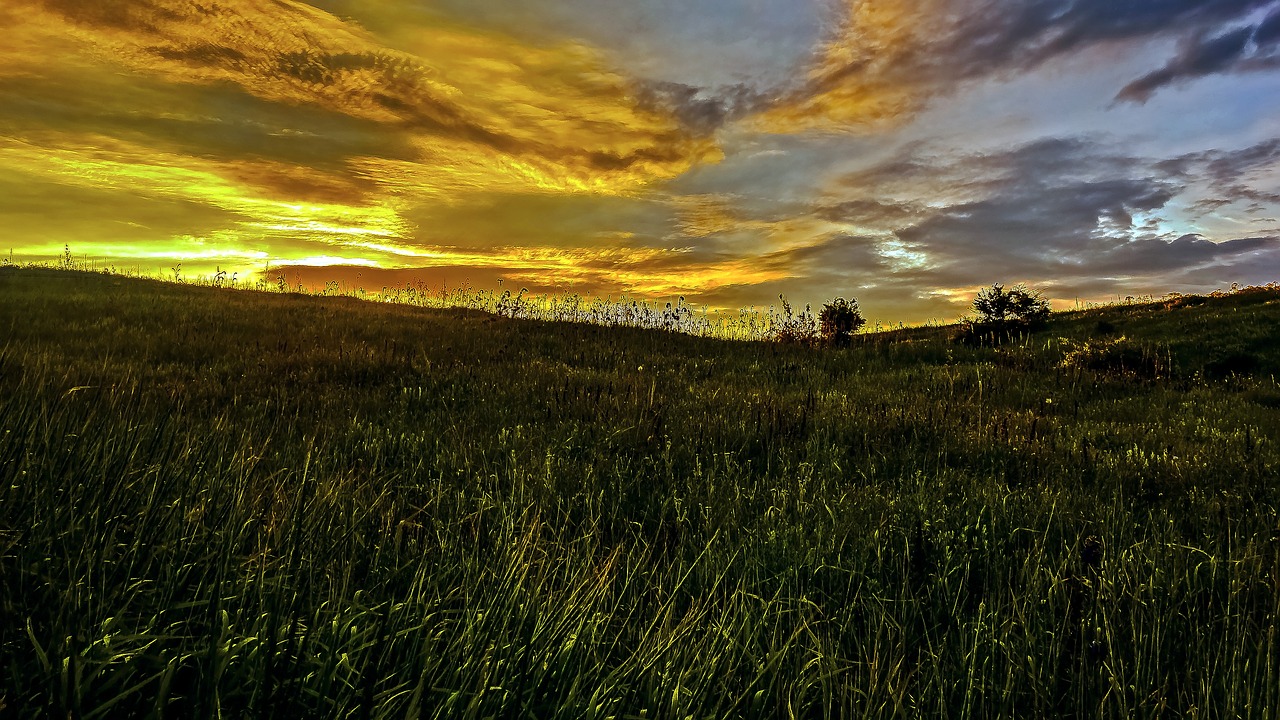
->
xmin=2 ymin=267 xmax=1279 ymax=718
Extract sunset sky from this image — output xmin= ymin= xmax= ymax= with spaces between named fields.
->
xmin=3 ymin=0 xmax=1280 ymax=322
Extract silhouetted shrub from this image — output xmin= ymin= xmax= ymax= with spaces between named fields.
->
xmin=954 ymin=283 xmax=1051 ymax=345
xmin=973 ymin=283 xmax=1050 ymax=326
xmin=769 ymin=295 xmax=818 ymax=344
xmin=1163 ymin=294 xmax=1208 ymax=310
xmin=818 ymin=297 xmax=865 ymax=346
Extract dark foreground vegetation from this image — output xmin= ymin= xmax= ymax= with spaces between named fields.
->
xmin=2 ymin=267 xmax=1279 ymax=718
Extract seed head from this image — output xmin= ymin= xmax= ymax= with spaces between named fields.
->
xmin=1081 ymin=535 xmax=1103 ymax=569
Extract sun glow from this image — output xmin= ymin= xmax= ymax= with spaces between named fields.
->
xmin=1 ymin=0 xmax=727 ymax=299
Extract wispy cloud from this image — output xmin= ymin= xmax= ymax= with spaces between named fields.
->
xmin=24 ymin=0 xmax=720 ymax=189
xmin=755 ymin=0 xmax=1279 ymax=130
xmin=1117 ymin=8 xmax=1280 ymax=102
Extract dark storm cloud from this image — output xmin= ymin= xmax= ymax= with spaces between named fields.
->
xmin=635 ymin=81 xmax=775 ymax=135
xmin=1162 ymin=139 xmax=1280 ymax=210
xmin=1048 ymin=232 xmax=1279 ymax=285
xmin=818 ymin=136 xmax=1280 ymax=297
xmin=1257 ymin=4 xmax=1280 ymax=42
xmin=1034 ymin=233 xmax=1280 ymax=298
xmin=1158 ymin=137 xmax=1280 ymax=178
xmin=1206 ymin=137 xmax=1280 ymax=175
xmin=889 ymin=140 xmax=1181 ymax=278
xmin=1116 ymin=16 xmax=1280 ymax=102
xmin=814 ymin=199 xmax=922 ymax=227
xmin=829 ymin=139 xmax=1147 ymax=212
xmin=949 ymin=0 xmax=1272 ymax=73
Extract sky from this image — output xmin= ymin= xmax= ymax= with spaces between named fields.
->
xmin=3 ymin=0 xmax=1280 ymax=323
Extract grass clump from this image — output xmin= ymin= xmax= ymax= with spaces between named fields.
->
xmin=1 ymin=267 xmax=1279 ymax=718
xmin=1059 ymin=336 xmax=1171 ymax=380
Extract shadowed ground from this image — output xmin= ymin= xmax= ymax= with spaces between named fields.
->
xmin=1 ymin=267 xmax=1278 ymax=718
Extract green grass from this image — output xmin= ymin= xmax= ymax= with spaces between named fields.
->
xmin=2 ymin=266 xmax=1279 ymax=718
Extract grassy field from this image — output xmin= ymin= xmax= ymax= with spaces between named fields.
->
xmin=2 ymin=266 xmax=1279 ymax=718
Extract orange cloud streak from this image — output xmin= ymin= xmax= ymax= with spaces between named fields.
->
xmin=751 ymin=0 xmax=946 ymax=132
xmin=26 ymin=0 xmax=718 ymax=192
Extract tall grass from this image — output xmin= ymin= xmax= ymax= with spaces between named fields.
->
xmin=1 ymin=267 xmax=1278 ymax=717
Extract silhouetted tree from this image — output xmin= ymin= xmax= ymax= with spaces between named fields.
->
xmin=819 ymin=297 xmax=865 ymax=346
xmin=972 ymin=283 xmax=1050 ymax=326
xmin=956 ymin=283 xmax=1050 ymax=345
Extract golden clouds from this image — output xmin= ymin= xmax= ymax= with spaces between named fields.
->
xmin=672 ymin=193 xmax=843 ymax=260
xmin=0 ymin=135 xmax=406 ymax=241
xmin=673 ymin=194 xmax=745 ymax=238
xmin=3 ymin=0 xmax=735 ymax=292
xmin=0 ymin=132 xmax=406 ymax=270
xmin=752 ymin=0 xmax=945 ymax=132
xmin=396 ymin=246 xmax=788 ymax=298
xmin=27 ymin=0 xmax=717 ymax=194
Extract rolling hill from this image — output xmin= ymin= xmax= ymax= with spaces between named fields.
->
xmin=2 ymin=267 xmax=1278 ymax=718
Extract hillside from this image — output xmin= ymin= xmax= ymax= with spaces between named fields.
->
xmin=2 ymin=267 xmax=1279 ymax=718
